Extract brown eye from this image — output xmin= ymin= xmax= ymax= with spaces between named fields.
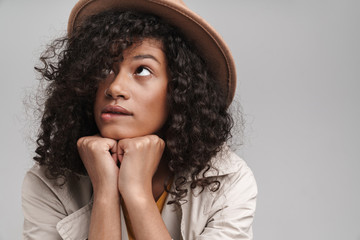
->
xmin=135 ymin=66 xmax=151 ymax=76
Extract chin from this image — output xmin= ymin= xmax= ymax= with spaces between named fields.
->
xmin=98 ymin=128 xmax=123 ymax=140
xmin=98 ymin=124 xmax=167 ymax=140
xmin=99 ymin=128 xmax=148 ymax=140
xmin=100 ymin=132 xmax=132 ymax=140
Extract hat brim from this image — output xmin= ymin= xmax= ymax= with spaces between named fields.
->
xmin=68 ymin=0 xmax=236 ymax=106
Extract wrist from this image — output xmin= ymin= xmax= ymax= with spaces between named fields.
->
xmin=93 ymin=186 xmax=120 ymax=203
xmin=121 ymin=187 xmax=153 ymax=205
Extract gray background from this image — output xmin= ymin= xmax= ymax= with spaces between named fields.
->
xmin=0 ymin=0 xmax=359 ymax=239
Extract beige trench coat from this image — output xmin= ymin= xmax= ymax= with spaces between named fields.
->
xmin=22 ymin=148 xmax=257 ymax=240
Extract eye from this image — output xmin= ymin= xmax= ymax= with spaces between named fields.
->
xmin=135 ymin=66 xmax=151 ymax=77
xmin=102 ymin=68 xmax=114 ymax=75
xmin=101 ymin=67 xmax=114 ymax=78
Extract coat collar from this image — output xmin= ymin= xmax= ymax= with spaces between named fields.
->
xmin=163 ymin=146 xmax=243 ymax=239
xmin=186 ymin=145 xmax=241 ymax=181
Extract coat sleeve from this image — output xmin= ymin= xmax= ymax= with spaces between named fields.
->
xmin=22 ymin=169 xmax=66 ymax=240
xmin=196 ymin=163 xmax=258 ymax=240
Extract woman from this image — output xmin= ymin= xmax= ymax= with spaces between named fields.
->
xmin=22 ymin=0 xmax=257 ymax=239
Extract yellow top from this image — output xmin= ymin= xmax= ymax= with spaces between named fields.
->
xmin=122 ymin=189 xmax=170 ymax=240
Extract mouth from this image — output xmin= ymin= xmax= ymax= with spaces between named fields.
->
xmin=101 ymin=105 xmax=133 ymax=119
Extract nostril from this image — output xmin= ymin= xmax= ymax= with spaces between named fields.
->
xmin=104 ymin=88 xmax=112 ymax=98
xmin=104 ymin=87 xmax=129 ymax=99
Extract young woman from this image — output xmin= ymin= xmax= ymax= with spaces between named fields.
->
xmin=22 ymin=0 xmax=257 ymax=239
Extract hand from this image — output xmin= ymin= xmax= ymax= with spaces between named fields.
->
xmin=116 ymin=135 xmax=165 ymax=198
xmin=78 ymin=135 xmax=122 ymax=239
xmin=77 ymin=135 xmax=119 ymax=195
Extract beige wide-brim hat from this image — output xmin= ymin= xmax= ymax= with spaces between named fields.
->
xmin=68 ymin=0 xmax=236 ymax=106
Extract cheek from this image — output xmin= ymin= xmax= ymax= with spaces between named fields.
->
xmin=96 ymin=81 xmax=107 ymax=98
xmin=140 ymin=88 xmax=168 ymax=119
xmin=94 ymin=84 xmax=107 ymax=117
xmin=94 ymin=88 xmax=102 ymax=110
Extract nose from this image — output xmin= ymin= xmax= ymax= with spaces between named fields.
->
xmin=105 ymin=70 xmax=130 ymax=100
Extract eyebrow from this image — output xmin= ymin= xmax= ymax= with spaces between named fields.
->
xmin=132 ymin=54 xmax=160 ymax=64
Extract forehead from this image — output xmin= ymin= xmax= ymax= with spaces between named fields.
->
xmin=123 ymin=38 xmax=163 ymax=55
xmin=120 ymin=38 xmax=166 ymax=64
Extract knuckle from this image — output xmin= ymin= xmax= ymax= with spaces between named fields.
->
xmin=77 ymin=138 xmax=83 ymax=147
xmin=135 ymin=141 xmax=144 ymax=149
xmin=147 ymin=135 xmax=159 ymax=144
xmin=77 ymin=137 xmax=87 ymax=148
xmin=149 ymin=135 xmax=158 ymax=141
xmin=144 ymin=137 xmax=151 ymax=144
xmin=87 ymin=140 xmax=98 ymax=150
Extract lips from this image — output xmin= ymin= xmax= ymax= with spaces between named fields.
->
xmin=101 ymin=105 xmax=133 ymax=117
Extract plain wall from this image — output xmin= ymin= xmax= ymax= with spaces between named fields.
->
xmin=0 ymin=0 xmax=359 ymax=239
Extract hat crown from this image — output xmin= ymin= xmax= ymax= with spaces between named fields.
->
xmin=68 ymin=0 xmax=236 ymax=106
xmin=153 ymin=0 xmax=185 ymax=6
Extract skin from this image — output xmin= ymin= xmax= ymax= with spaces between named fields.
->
xmin=77 ymin=39 xmax=172 ymax=240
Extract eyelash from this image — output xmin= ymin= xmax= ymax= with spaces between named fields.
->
xmin=102 ymin=65 xmax=152 ymax=77
xmin=102 ymin=68 xmax=114 ymax=76
xmin=134 ymin=66 xmax=152 ymax=76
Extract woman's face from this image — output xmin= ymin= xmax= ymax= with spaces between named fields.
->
xmin=94 ymin=39 xmax=169 ymax=140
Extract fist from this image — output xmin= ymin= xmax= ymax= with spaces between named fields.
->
xmin=117 ymin=135 xmax=165 ymax=195
xmin=77 ymin=135 xmax=119 ymax=193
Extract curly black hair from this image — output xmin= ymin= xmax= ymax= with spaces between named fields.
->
xmin=34 ymin=10 xmax=233 ymax=205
